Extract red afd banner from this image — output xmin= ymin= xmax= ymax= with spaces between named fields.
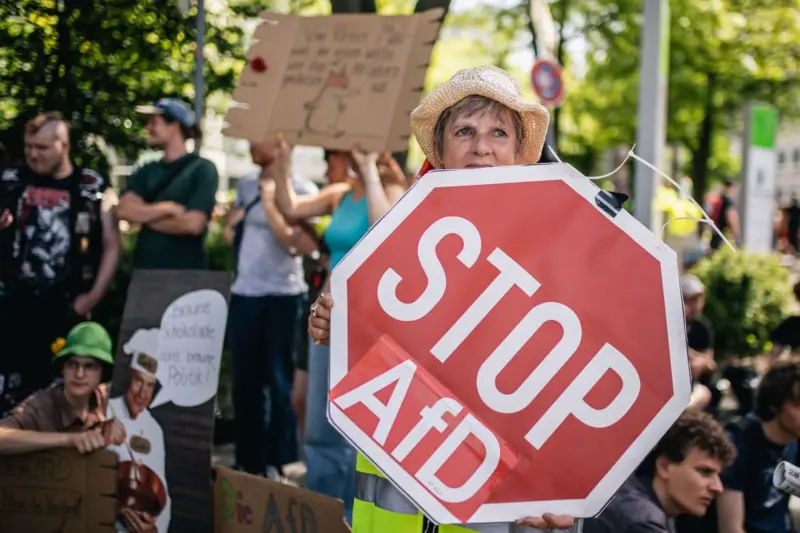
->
xmin=327 ymin=164 xmax=690 ymax=524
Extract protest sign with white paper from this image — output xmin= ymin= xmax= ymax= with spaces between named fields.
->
xmin=110 ymin=270 xmax=232 ymax=533
xmin=152 ymin=289 xmax=228 ymax=408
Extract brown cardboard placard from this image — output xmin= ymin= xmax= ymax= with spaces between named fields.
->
xmin=0 ymin=449 xmax=117 ymax=533
xmin=223 ymin=9 xmax=444 ymax=152
xmin=213 ymin=467 xmax=351 ymax=533
xmin=109 ymin=270 xmax=232 ymax=533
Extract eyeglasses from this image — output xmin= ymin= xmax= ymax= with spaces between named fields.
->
xmin=64 ymin=360 xmax=101 ymax=373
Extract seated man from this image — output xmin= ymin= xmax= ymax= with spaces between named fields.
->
xmin=0 ymin=321 xmax=124 ymax=453
xmin=583 ymin=409 xmax=735 ymax=533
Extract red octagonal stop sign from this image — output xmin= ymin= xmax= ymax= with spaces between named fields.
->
xmin=328 ymin=164 xmax=690 ymax=525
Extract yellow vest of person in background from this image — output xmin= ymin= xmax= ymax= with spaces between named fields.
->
xmin=654 ymin=186 xmax=702 ymax=237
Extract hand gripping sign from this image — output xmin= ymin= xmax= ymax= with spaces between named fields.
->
xmin=327 ymin=163 xmax=691 ymax=525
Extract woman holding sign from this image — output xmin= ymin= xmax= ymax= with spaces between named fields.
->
xmin=305 ymin=66 xmax=577 ymax=532
xmin=272 ymin=143 xmax=406 ymax=524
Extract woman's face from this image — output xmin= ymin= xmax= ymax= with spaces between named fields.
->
xmin=438 ymin=106 xmax=519 ymax=170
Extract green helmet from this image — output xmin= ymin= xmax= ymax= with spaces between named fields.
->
xmin=52 ymin=322 xmax=115 ymax=382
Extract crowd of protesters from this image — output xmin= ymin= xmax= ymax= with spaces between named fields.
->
xmin=2 ymin=80 xmax=800 ymax=533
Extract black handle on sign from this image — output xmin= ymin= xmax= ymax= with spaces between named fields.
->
xmin=595 ymin=190 xmax=629 ymax=218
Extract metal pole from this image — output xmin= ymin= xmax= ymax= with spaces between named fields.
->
xmin=633 ymin=0 xmax=670 ymax=231
xmin=194 ymin=0 xmax=205 ymax=152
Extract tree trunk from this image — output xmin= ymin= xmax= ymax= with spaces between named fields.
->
xmin=397 ymin=0 xmax=451 ymax=174
xmin=330 ymin=0 xmax=375 ymax=12
xmin=691 ymin=72 xmax=716 ymax=202
xmin=56 ymin=0 xmax=73 ymax=117
xmin=551 ymin=0 xmax=569 ymax=151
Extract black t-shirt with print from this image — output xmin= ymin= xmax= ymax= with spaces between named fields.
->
xmin=16 ymin=169 xmax=75 ymax=289
xmin=1 ymin=165 xmax=107 ymax=292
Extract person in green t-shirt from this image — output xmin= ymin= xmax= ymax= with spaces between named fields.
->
xmin=117 ymin=98 xmax=219 ymax=270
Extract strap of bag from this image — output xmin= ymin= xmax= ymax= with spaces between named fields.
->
xmin=242 ymin=195 xmax=261 ymax=217
xmin=149 ymin=157 xmax=204 ymax=202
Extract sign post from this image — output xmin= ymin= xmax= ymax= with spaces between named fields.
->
xmin=740 ymin=103 xmax=779 ymax=253
xmin=329 ymin=164 xmax=689 ymax=524
xmin=633 ymin=0 xmax=670 ymax=233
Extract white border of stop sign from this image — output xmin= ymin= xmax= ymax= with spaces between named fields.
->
xmin=328 ymin=163 xmax=690 ymax=524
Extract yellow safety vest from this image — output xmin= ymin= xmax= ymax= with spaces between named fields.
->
xmin=353 ymin=453 xmax=579 ymax=533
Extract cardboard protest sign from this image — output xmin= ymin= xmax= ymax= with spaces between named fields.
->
xmin=213 ymin=468 xmax=351 ymax=533
xmin=0 ymin=449 xmax=117 ymax=533
xmin=109 ymin=270 xmax=231 ymax=533
xmin=328 ymin=164 xmax=689 ymax=523
xmin=223 ymin=9 xmax=443 ymax=152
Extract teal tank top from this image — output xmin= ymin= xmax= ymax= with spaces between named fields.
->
xmin=325 ymin=190 xmax=371 ymax=269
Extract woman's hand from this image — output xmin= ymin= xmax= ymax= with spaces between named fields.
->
xmin=351 ymin=146 xmax=380 ymax=182
xmin=516 ymin=514 xmax=576 ymax=530
xmin=308 ymin=293 xmax=333 ymax=345
xmin=273 ymin=136 xmax=292 ymax=179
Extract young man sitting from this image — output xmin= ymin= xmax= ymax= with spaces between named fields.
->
xmin=0 ymin=321 xmax=125 ymax=453
xmin=583 ymin=409 xmax=736 ymax=533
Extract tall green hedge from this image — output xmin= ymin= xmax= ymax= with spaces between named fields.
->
xmin=693 ymin=247 xmax=794 ymax=358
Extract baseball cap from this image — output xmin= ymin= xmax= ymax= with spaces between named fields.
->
xmin=135 ymin=98 xmax=197 ymax=127
xmin=681 ymin=274 xmax=705 ymax=299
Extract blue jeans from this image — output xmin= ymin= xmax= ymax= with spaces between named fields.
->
xmin=228 ymin=293 xmax=305 ymax=475
xmin=304 ymin=340 xmax=356 ymax=524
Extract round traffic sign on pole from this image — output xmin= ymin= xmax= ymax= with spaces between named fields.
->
xmin=531 ymin=58 xmax=565 ymax=108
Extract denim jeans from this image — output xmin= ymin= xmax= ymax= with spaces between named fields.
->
xmin=304 ymin=340 xmax=356 ymax=524
xmin=228 ymin=293 xmax=305 ymax=475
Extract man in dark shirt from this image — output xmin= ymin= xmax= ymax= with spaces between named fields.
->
xmin=682 ymin=274 xmax=717 ymax=410
xmin=709 ymin=179 xmax=740 ymax=251
xmin=0 ymin=113 xmax=121 ymax=414
xmin=769 ymin=282 xmax=800 ymax=363
xmin=584 ymin=409 xmax=735 ymax=533
xmin=715 ymin=361 xmax=800 ymax=533
xmin=116 ymin=98 xmax=219 ymax=270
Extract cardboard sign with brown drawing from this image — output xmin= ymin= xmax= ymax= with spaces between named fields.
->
xmin=0 ymin=449 xmax=117 ymax=533
xmin=213 ymin=467 xmax=351 ymax=533
xmin=223 ymin=9 xmax=444 ymax=152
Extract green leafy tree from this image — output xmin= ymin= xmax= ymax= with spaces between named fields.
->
xmin=693 ymin=248 xmax=794 ymax=358
xmin=0 ymin=0 xmax=256 ymax=172
xmin=561 ymin=0 xmax=800 ymax=199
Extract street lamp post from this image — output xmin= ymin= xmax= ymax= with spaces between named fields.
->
xmin=633 ymin=0 xmax=670 ymax=232
xmin=177 ymin=0 xmax=205 ymax=152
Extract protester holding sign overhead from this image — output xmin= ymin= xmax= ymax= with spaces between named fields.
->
xmin=271 ymin=143 xmax=404 ymax=523
xmin=221 ymin=138 xmax=320 ymax=481
xmin=117 ymin=98 xmax=219 ymax=270
xmin=306 ymin=65 xmax=578 ymax=532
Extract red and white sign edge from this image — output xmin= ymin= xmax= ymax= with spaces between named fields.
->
xmin=328 ymin=162 xmax=690 ymax=524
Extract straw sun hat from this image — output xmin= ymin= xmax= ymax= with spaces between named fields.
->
xmin=410 ymin=65 xmax=551 ymax=169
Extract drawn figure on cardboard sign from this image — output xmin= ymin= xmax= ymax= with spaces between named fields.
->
xmin=108 ymin=329 xmax=171 ymax=533
xmin=301 ymin=67 xmax=360 ymax=140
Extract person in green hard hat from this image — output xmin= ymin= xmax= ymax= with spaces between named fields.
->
xmin=0 ymin=321 xmax=125 ymax=454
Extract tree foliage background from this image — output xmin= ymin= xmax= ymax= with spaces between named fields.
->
xmin=2 ymin=0 xmax=799 ymax=200
xmin=0 ymin=0 xmax=258 ymax=173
